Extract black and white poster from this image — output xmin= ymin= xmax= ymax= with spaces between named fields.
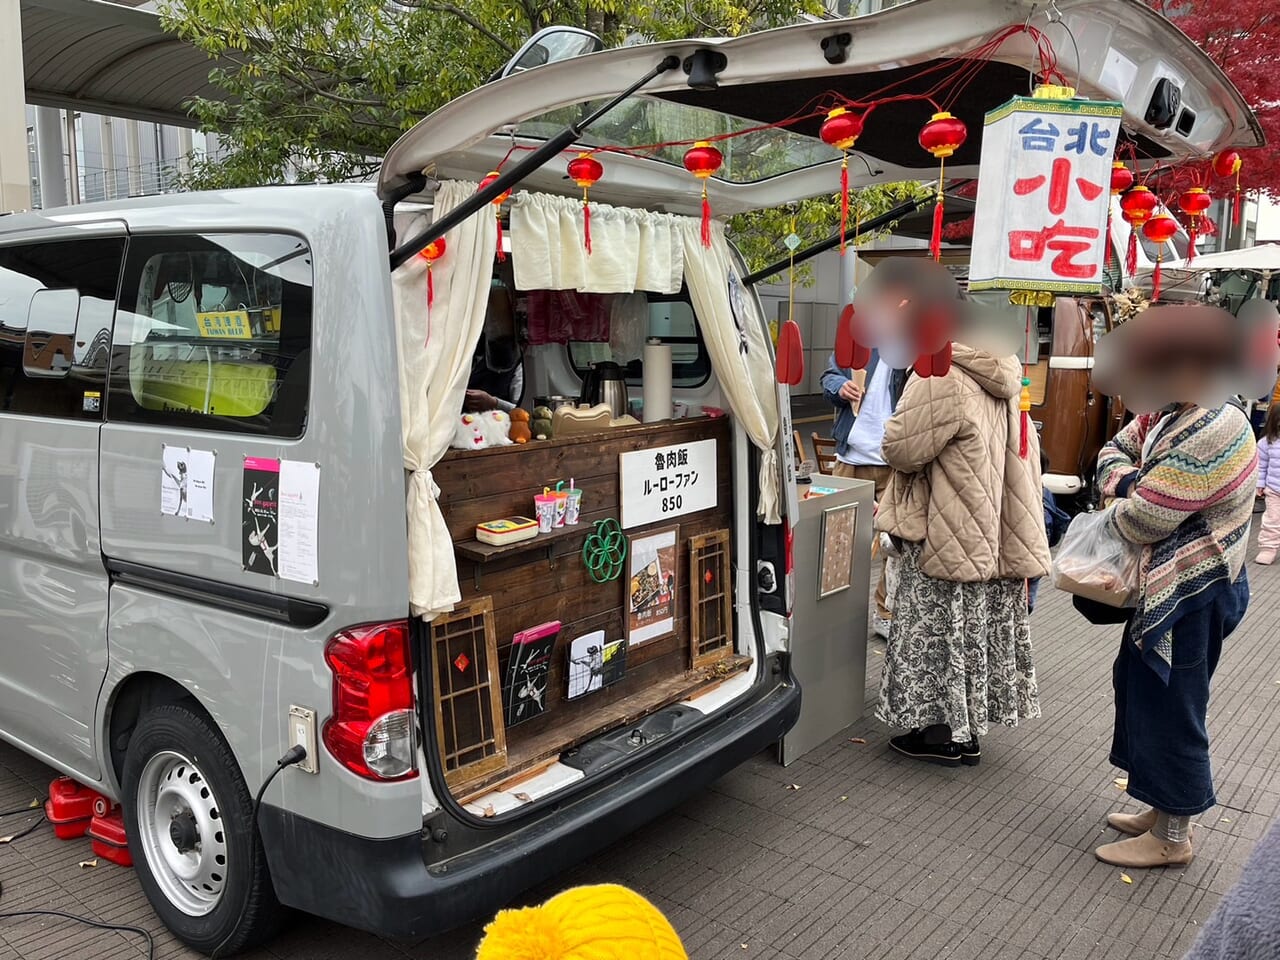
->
xmin=242 ymin=456 xmax=279 ymax=577
xmin=161 ymin=445 xmax=215 ymax=523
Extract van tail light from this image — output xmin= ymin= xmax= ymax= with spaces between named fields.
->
xmin=323 ymin=621 xmax=418 ymax=781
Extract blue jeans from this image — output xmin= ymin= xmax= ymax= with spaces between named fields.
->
xmin=1110 ymin=579 xmax=1248 ymax=815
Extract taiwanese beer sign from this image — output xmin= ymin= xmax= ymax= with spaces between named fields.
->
xmin=969 ymin=93 xmax=1123 ymax=296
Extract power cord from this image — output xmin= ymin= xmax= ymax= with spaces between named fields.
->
xmin=209 ymin=744 xmax=308 ymax=960
xmin=0 ymin=744 xmax=307 ymax=960
xmin=0 ymin=801 xmax=157 ymax=960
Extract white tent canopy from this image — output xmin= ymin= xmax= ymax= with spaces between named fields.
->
xmin=1163 ymin=243 xmax=1280 ymax=273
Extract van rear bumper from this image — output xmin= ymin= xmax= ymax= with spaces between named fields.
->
xmin=258 ymin=674 xmax=799 ymax=938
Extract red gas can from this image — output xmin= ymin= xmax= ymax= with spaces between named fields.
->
xmin=44 ymin=777 xmax=107 ymax=841
xmin=87 ymin=806 xmax=132 ymax=868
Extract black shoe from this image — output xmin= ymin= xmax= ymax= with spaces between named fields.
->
xmin=889 ymin=731 xmax=962 ymax=767
xmin=957 ymin=737 xmax=980 ymax=767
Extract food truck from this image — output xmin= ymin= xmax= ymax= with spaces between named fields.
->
xmin=0 ymin=0 xmax=1261 ymax=952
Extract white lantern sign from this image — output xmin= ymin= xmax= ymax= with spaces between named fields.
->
xmin=969 ymin=91 xmax=1123 ymax=296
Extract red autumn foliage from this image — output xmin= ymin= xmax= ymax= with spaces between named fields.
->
xmin=1146 ymin=0 xmax=1280 ymax=198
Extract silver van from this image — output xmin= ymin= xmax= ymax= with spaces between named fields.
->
xmin=0 ymin=1 xmax=1257 ymax=953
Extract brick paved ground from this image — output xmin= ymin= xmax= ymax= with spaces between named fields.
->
xmin=2 ymin=529 xmax=1278 ymax=960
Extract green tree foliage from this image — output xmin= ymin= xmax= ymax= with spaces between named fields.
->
xmin=162 ymin=0 xmax=822 ymax=186
xmin=163 ymin=0 xmax=931 ymax=273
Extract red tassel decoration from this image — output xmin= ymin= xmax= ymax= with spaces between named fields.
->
xmin=427 ymin=267 xmax=433 ymax=308
xmin=1018 ymin=375 xmax=1032 ymax=459
xmin=1187 ymin=220 xmax=1197 ymax=265
xmin=1152 ymin=258 xmax=1162 ymax=301
xmin=701 ymin=187 xmax=712 ymax=248
xmin=583 ymin=202 xmax=592 ymax=256
xmin=1125 ymin=230 xmax=1138 ymax=278
xmin=1233 ymin=186 xmax=1242 ymax=227
xmin=840 ymin=158 xmax=850 ymax=253
xmin=495 ymin=216 xmax=505 ymax=262
xmin=929 ymin=197 xmax=944 ymax=262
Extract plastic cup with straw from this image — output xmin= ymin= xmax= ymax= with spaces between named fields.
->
xmin=565 ymin=478 xmax=583 ymax=525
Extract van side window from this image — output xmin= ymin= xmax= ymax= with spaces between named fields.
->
xmin=108 ymin=233 xmax=313 ymax=438
xmin=0 ymin=237 xmax=124 ymax=420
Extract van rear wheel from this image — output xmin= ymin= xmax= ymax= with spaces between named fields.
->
xmin=122 ymin=703 xmax=283 ymax=956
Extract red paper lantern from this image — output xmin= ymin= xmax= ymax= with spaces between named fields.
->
xmin=919 ymin=111 xmax=967 ymax=160
xmin=1119 ymin=186 xmax=1158 ymax=277
xmin=821 ymin=108 xmax=865 ymax=255
xmin=1143 ymin=213 xmax=1179 ymax=245
xmin=1109 ymin=162 xmax=1134 ymax=196
xmin=1212 ymin=150 xmax=1244 ymax=227
xmin=1178 ymin=187 xmax=1212 ymax=218
xmin=918 ymin=111 xmax=968 ymax=262
xmin=1119 ymin=185 xmax=1158 ymax=224
xmin=478 ymin=170 xmax=510 ymax=262
xmin=820 ymin=107 xmax=863 ymax=152
xmin=567 ymin=153 xmax=604 ymax=255
xmin=1212 ymin=151 xmax=1242 ymax=179
xmin=1143 ymin=212 xmax=1179 ymax=300
xmin=1179 ymin=187 xmax=1212 ymax=264
xmin=416 ymin=237 xmax=446 ymax=342
xmin=568 ymin=154 xmax=603 ymax=191
xmin=684 ymin=141 xmax=723 ymax=248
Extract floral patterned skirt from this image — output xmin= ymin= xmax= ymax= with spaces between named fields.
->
xmin=875 ymin=542 xmax=1040 ymax=742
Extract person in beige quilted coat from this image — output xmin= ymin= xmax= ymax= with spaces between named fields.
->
xmin=874 ymin=342 xmax=1052 ymax=767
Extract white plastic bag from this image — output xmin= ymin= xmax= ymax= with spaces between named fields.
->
xmin=1051 ymin=507 xmax=1142 ymax=608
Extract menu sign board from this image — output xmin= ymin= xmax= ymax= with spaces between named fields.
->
xmin=619 ymin=439 xmax=717 ymax=529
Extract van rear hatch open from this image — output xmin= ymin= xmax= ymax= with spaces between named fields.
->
xmin=378 ymin=0 xmax=1262 ymax=216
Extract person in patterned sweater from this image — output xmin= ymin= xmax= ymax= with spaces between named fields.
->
xmin=1093 ymin=398 xmax=1257 ymax=869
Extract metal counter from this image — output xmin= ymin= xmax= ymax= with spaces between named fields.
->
xmin=779 ymin=474 xmax=876 ymax=766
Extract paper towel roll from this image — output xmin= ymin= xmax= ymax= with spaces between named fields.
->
xmin=643 ymin=338 xmax=672 ymax=423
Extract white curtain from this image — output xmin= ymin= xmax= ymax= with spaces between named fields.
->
xmin=677 ymin=218 xmax=781 ymax=523
xmin=392 ymin=180 xmax=498 ymax=619
xmin=510 ymin=192 xmax=683 ymax=294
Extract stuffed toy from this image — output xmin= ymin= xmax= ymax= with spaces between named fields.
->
xmin=509 ymin=408 xmax=533 ymax=444
xmin=451 ymin=410 xmax=514 ymax=450
xmin=532 ymin=405 xmax=555 ymax=440
xmin=476 ymin=883 xmax=687 ymax=960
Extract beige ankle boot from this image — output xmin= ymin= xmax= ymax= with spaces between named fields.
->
xmin=1107 ymin=808 xmax=1157 ymax=836
xmin=1095 ymin=830 xmax=1193 ymax=868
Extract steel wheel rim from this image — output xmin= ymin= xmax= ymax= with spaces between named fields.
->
xmin=135 ymin=750 xmax=229 ymax=916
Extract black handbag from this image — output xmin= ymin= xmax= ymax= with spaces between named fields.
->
xmin=1073 ymin=595 xmax=1134 ymax=625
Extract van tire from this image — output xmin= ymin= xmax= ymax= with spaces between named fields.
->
xmin=122 ymin=703 xmax=284 ymax=956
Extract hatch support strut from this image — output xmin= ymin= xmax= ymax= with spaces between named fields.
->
xmin=389 ymin=54 xmax=683 ymax=271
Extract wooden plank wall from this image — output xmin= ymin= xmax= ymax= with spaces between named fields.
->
xmin=433 ymin=417 xmax=734 ymax=752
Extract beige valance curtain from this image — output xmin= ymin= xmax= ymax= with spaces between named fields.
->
xmin=392 ymin=180 xmax=498 ymax=619
xmin=510 ymin=191 xmax=683 ymax=294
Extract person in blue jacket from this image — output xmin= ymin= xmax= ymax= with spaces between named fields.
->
xmin=822 ymin=349 xmax=909 ymax=637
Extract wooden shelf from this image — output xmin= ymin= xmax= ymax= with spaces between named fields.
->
xmin=455 ymin=520 xmax=587 ymax=564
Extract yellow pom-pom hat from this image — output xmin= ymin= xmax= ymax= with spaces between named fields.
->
xmin=476 ymin=884 xmax=688 ymax=960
